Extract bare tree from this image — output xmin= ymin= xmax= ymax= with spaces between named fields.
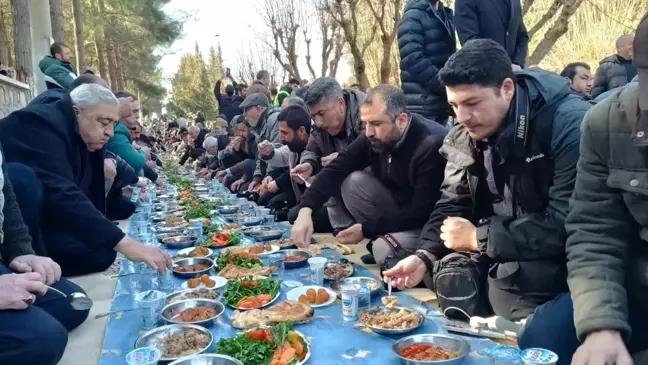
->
xmin=365 ymin=0 xmax=402 ymax=84
xmin=259 ymin=0 xmax=304 ymax=81
xmin=235 ymin=42 xmax=281 ymax=86
xmin=527 ymin=0 xmax=563 ymax=38
xmin=324 ymin=0 xmax=377 ymax=91
xmin=328 ymin=32 xmax=345 ymax=78
xmin=315 ymin=3 xmax=345 ymax=78
xmin=10 ymin=0 xmax=31 ymax=82
xmin=72 ymin=0 xmax=86 ymax=72
xmin=49 ymin=0 xmax=65 ymax=43
xmin=0 ymin=1 xmax=9 ymax=67
xmin=528 ymin=0 xmax=586 ymax=65
xmin=522 ymin=0 xmax=536 ymax=16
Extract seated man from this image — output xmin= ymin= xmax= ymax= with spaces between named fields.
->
xmin=104 ymin=152 xmax=139 ymax=221
xmin=291 ymin=85 xmax=448 ymax=266
xmin=0 ymin=146 xmax=89 ymax=365
xmin=196 ymin=136 xmax=222 ymax=178
xmin=559 ymin=62 xmax=594 ymax=99
xmin=384 ymin=40 xmax=591 ymax=342
xmin=525 ymin=15 xmax=648 ymax=364
xmin=215 ymin=116 xmax=258 ymax=190
xmin=0 ymin=84 xmax=170 ymax=276
xmin=292 ymin=77 xmax=366 ymax=231
xmin=179 ymin=125 xmax=207 ymax=166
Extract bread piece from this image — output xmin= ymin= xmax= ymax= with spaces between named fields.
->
xmin=231 ymin=300 xmax=314 ymax=329
xmin=218 ymin=264 xmax=277 ymax=280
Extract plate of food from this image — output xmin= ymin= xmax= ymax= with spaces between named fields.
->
xmin=154 ymin=222 xmax=188 ymax=234
xmin=224 ymin=276 xmax=281 ymax=310
xmin=281 ymin=249 xmax=311 ymax=269
xmin=218 ymin=264 xmax=277 ymax=280
xmin=230 ymin=301 xmax=314 ymax=329
xmin=202 ymin=222 xmax=221 ymax=236
xmin=172 ymin=246 xmax=213 ymax=261
xmin=239 ymin=226 xmax=285 ymax=242
xmin=166 ymin=288 xmax=219 ymax=304
xmin=392 ymin=334 xmax=469 ymax=364
xmin=324 ymin=260 xmax=354 ymax=281
xmin=216 ymin=251 xmax=264 ymax=271
xmin=331 ymin=277 xmax=383 ymax=297
xmin=135 ymin=324 xmax=213 ymax=362
xmin=217 ymin=323 xmax=311 ymax=365
xmin=160 ymin=299 xmax=225 ymax=327
xmin=224 ymin=244 xmax=280 ymax=257
xmin=171 ymin=257 xmax=214 ymax=278
xmin=162 ymin=235 xmax=198 ymax=250
xmin=182 ymin=275 xmax=228 ymax=290
xmin=286 ymin=286 xmax=336 ymax=308
xmin=203 ymin=232 xmax=242 ymax=248
xmin=222 ymin=213 xmax=251 ymax=221
xmin=359 ymin=305 xmax=424 ymax=335
xmin=221 ymin=223 xmax=244 ymax=233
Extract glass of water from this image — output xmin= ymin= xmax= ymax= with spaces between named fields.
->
xmin=263 ymin=214 xmax=275 ymax=225
xmin=135 ymin=290 xmax=165 ymax=330
xmin=267 ymin=254 xmax=285 ymax=281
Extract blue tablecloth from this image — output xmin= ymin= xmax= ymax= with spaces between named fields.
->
xmin=99 ymin=221 xmax=508 ymax=365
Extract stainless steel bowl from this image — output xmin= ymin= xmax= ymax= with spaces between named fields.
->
xmin=161 ymin=235 xmax=198 ymax=250
xmin=157 ymin=232 xmax=183 ymax=242
xmin=391 ymin=334 xmax=470 ymax=365
xmin=359 ymin=306 xmax=424 ymax=335
xmin=331 ymin=277 xmax=383 ymax=297
xmin=171 ymin=257 xmax=214 ymax=278
xmin=154 ymin=223 xmax=187 ymax=234
xmin=282 ymin=249 xmax=312 ymax=269
xmin=160 ymin=299 xmax=225 ymax=327
xmin=168 ymin=354 xmax=243 ymax=365
xmin=218 ymin=205 xmax=240 ymax=214
xmin=234 ymin=216 xmax=264 ymax=227
xmin=165 ymin=288 xmax=220 ymax=305
xmin=240 ymin=226 xmax=284 ymax=241
xmin=135 ymin=324 xmax=213 ymax=362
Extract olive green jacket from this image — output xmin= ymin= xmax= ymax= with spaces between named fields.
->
xmin=565 ymin=84 xmax=648 ymax=347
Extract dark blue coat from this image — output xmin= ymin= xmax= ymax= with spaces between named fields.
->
xmin=397 ymin=0 xmax=456 ymax=122
xmin=455 ymin=0 xmax=529 ymax=67
xmin=0 ymin=95 xmax=126 ymax=251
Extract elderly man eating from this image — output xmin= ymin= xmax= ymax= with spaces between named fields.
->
xmin=0 ymin=84 xmax=170 ymax=276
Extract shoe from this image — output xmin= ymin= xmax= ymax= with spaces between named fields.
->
xmin=361 ymin=254 xmax=376 ymax=265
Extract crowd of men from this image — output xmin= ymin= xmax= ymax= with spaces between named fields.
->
xmin=0 ymin=1 xmax=645 ymax=364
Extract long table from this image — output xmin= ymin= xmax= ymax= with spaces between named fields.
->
xmin=99 ymin=217 xmax=507 ymax=364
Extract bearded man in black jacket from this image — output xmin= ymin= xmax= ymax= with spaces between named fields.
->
xmin=291 ymin=85 xmax=448 ymax=265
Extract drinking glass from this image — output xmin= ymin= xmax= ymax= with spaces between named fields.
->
xmin=135 ymin=290 xmax=165 ymax=330
xmin=189 ymin=220 xmax=204 ymax=244
xmin=131 ymin=220 xmax=149 ymax=238
xmin=129 ymin=271 xmax=156 ymax=294
xmin=263 ymin=214 xmax=275 ymax=225
xmin=267 ymin=254 xmax=285 ymax=281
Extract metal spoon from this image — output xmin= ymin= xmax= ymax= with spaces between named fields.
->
xmin=45 ymin=286 xmax=94 ymax=310
xmin=387 ymin=278 xmax=392 ymax=297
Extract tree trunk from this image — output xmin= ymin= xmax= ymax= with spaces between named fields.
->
xmin=98 ymin=0 xmax=117 ymax=90
xmin=379 ymin=38 xmax=392 ymax=84
xmin=328 ymin=33 xmax=345 ymax=78
xmin=522 ymin=0 xmax=536 ymax=17
xmin=114 ymin=44 xmax=125 ymax=91
xmin=0 ymin=4 xmax=9 ymax=67
xmin=49 ymin=0 xmax=65 ymax=43
xmin=72 ymin=0 xmax=86 ymax=72
xmin=91 ymin=0 xmax=107 ymax=78
xmin=10 ymin=0 xmax=31 ymax=82
xmin=527 ymin=0 xmax=585 ymax=66
xmin=527 ymin=0 xmax=563 ymax=38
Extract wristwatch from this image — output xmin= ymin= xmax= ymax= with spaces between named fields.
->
xmin=414 ymin=250 xmax=435 ymax=274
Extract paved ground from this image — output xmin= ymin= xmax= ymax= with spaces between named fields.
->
xmin=60 ymin=228 xmax=438 ymax=365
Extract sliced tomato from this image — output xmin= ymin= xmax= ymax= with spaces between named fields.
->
xmin=246 ymin=329 xmax=267 ymax=341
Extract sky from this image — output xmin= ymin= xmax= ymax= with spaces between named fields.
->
xmin=159 ymin=0 xmax=351 ymax=92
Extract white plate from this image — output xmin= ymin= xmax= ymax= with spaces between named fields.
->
xmin=175 ymin=247 xmax=213 ymax=259
xmin=286 ymin=286 xmax=337 ymax=308
xmin=227 ymin=290 xmax=280 ymax=311
xmin=181 ymin=275 xmax=228 ymax=290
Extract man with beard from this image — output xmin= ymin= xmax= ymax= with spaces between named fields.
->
xmin=39 ymin=42 xmax=77 ymax=90
xmin=291 ymin=85 xmax=448 ymax=265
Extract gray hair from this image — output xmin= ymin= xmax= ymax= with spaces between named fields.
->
xmin=189 ymin=126 xmax=200 ymax=134
xmin=304 ymin=77 xmax=342 ymax=106
xmin=203 ymin=136 xmax=219 ymax=149
xmin=70 ymin=83 xmax=119 ymax=109
xmin=177 ymin=118 xmax=189 ymax=128
xmin=282 ymin=96 xmax=307 ymax=110
xmin=363 ymin=84 xmax=408 ymax=120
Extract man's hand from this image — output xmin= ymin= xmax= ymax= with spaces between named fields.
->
xmin=336 ymin=224 xmax=364 ymax=245
xmin=262 ymin=176 xmax=273 ymax=186
xmin=215 ymin=170 xmax=227 ymax=179
xmin=571 ymin=330 xmax=632 ymax=365
xmin=231 ymin=136 xmax=243 ymax=151
xmin=114 ymin=237 xmax=171 ymax=275
xmin=258 ymin=140 xmax=274 ymax=156
xmin=9 ymin=255 xmax=61 ymax=286
xmin=321 ymin=152 xmax=339 ymax=167
xmin=230 ymin=178 xmax=245 ymax=192
xmin=291 ymin=209 xmax=314 ymax=248
xmin=104 ymin=159 xmax=117 ymax=180
xmin=155 ymin=178 xmax=165 ymax=188
xmin=267 ymin=181 xmax=279 ymax=193
xmin=141 ymin=146 xmax=152 ymax=159
xmin=136 ymin=177 xmax=148 ymax=189
xmin=132 ymin=141 xmax=142 ymax=150
xmin=383 ymin=254 xmax=430 ymax=290
xmin=197 ymin=168 xmax=209 ymax=177
xmin=440 ymin=217 xmax=478 ymax=253
xmin=146 ymin=160 xmax=156 ymax=169
xmin=291 ymin=163 xmax=314 ymax=184
xmin=248 ymin=181 xmax=260 ymax=192
xmin=0 ymin=272 xmax=47 ymax=310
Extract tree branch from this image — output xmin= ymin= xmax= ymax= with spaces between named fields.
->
xmin=527 ymin=0 xmax=563 ymax=38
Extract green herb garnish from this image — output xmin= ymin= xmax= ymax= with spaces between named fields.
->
xmin=216 ymin=251 xmax=262 ymax=270
xmin=223 ymin=276 xmax=281 ymax=307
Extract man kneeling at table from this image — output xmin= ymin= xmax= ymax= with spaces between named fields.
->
xmin=383 ymin=40 xmax=592 ymax=364
xmin=291 ymin=85 xmax=448 ymax=266
xmin=0 ymin=146 xmax=88 ymax=365
xmin=0 ymin=83 xmax=171 ymax=276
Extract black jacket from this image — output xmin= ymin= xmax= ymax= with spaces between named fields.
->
xmin=398 ymin=0 xmax=456 ymax=122
xmin=0 ymin=95 xmax=126 ymax=251
xmin=179 ymin=128 xmax=208 ymax=165
xmin=455 ymin=0 xmax=529 ymax=67
xmin=419 ymin=69 xmax=592 ymax=320
xmin=299 ymin=113 xmax=448 ymax=239
xmin=591 ymin=55 xmax=633 ymax=98
xmin=214 ymin=80 xmax=242 ymax=121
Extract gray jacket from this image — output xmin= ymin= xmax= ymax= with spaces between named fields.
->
xmin=252 ymin=107 xmax=281 ymax=179
xmin=591 ymin=55 xmax=632 ymax=98
xmin=301 ymin=89 xmax=366 ymax=173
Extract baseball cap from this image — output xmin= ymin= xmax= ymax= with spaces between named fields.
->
xmin=239 ymin=93 xmax=269 ymax=110
xmin=636 ymin=11 xmax=648 ymax=110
